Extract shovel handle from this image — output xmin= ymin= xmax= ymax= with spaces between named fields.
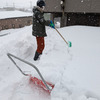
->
xmin=7 ymin=53 xmax=52 ymax=91
xmin=55 ymin=28 xmax=68 ymax=45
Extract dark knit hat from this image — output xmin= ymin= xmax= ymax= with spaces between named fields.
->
xmin=37 ymin=0 xmax=45 ymax=8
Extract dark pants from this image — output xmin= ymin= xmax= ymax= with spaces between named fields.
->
xmin=36 ymin=37 xmax=45 ymax=54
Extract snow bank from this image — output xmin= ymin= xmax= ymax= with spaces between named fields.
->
xmin=0 ymin=25 xmax=100 ymax=100
xmin=0 ymin=10 xmax=32 ymax=19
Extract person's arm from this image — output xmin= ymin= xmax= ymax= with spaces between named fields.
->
xmin=36 ymin=12 xmax=50 ymax=26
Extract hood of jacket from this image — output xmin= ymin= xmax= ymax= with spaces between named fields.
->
xmin=33 ymin=6 xmax=44 ymax=13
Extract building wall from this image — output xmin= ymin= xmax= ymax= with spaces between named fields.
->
xmin=44 ymin=0 xmax=100 ymax=27
xmin=44 ymin=0 xmax=62 ymax=12
xmin=65 ymin=0 xmax=100 ymax=13
xmin=67 ymin=13 xmax=100 ymax=26
xmin=44 ymin=0 xmax=100 ymax=13
xmin=0 ymin=16 xmax=32 ymax=31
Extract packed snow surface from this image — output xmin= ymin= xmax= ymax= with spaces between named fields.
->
xmin=0 ymin=0 xmax=37 ymax=8
xmin=0 ymin=10 xmax=32 ymax=19
xmin=0 ymin=25 xmax=100 ymax=100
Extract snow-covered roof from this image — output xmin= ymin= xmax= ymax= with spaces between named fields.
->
xmin=0 ymin=10 xmax=32 ymax=19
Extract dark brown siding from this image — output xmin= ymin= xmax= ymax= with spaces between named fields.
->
xmin=44 ymin=0 xmax=100 ymax=13
xmin=67 ymin=13 xmax=100 ymax=26
xmin=44 ymin=0 xmax=100 ymax=27
xmin=0 ymin=16 xmax=32 ymax=31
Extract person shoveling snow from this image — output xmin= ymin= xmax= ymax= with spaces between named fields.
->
xmin=32 ymin=0 xmax=55 ymax=61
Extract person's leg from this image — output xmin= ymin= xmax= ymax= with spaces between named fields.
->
xmin=36 ymin=37 xmax=45 ymax=54
xmin=34 ymin=37 xmax=45 ymax=60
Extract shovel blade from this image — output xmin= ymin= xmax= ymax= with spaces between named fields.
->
xmin=30 ymin=76 xmax=54 ymax=93
xmin=68 ymin=41 xmax=72 ymax=47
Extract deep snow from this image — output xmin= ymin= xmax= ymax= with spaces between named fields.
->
xmin=0 ymin=10 xmax=32 ymax=19
xmin=0 ymin=0 xmax=37 ymax=8
xmin=0 ymin=25 xmax=100 ymax=100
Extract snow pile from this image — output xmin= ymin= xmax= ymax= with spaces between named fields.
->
xmin=0 ymin=25 xmax=100 ymax=100
xmin=0 ymin=0 xmax=37 ymax=8
xmin=0 ymin=10 xmax=32 ymax=19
